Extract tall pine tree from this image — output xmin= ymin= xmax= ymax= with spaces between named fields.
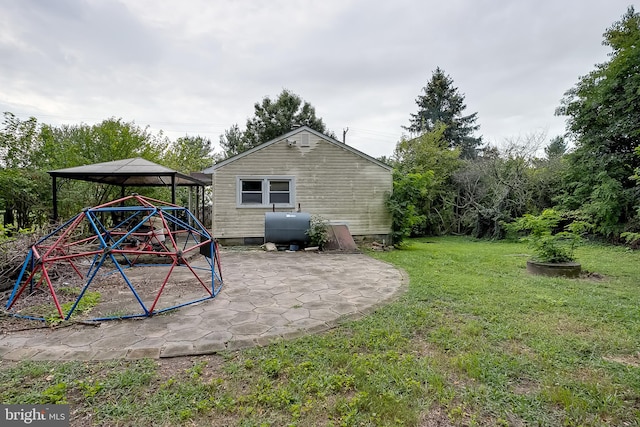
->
xmin=405 ymin=68 xmax=482 ymax=159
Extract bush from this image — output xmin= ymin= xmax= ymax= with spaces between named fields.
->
xmin=385 ymin=171 xmax=432 ymax=247
xmin=504 ymin=209 xmax=591 ymax=263
xmin=306 ymin=215 xmax=329 ymax=249
xmin=621 ymin=231 xmax=640 ymax=249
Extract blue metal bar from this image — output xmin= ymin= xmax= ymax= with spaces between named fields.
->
xmin=161 ymin=210 xmax=192 ymax=231
xmin=153 ymin=295 xmax=215 ymax=315
xmin=184 ymin=209 xmax=210 ymax=235
xmin=84 ymin=212 xmax=110 ymax=249
xmin=34 ymin=213 xmax=82 ymax=245
xmin=109 ymin=252 xmax=150 ymax=315
xmin=6 ymin=249 xmax=33 ymax=308
xmin=87 ymin=251 xmax=104 ymax=279
xmin=7 ymin=313 xmax=47 ymax=322
xmin=111 ymin=210 xmax=140 ymax=230
xmin=88 ymin=213 xmax=110 ymax=243
xmin=90 ymin=313 xmax=149 ymax=321
xmin=64 ymin=251 xmax=110 ymax=320
xmin=212 ymin=236 xmax=216 ymax=296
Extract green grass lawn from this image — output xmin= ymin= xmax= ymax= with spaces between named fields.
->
xmin=1 ymin=236 xmax=639 ymax=426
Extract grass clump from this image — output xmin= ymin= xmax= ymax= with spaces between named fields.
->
xmin=45 ymin=288 xmax=101 ymax=324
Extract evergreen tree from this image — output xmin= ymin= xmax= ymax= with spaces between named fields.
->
xmin=405 ymin=68 xmax=482 ymax=159
xmin=219 ymin=124 xmax=247 ymax=159
xmin=544 ymin=136 xmax=568 ymax=160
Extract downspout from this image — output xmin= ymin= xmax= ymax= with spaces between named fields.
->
xmin=211 ymin=171 xmax=215 ymax=233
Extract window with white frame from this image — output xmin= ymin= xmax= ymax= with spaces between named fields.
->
xmin=237 ymin=176 xmax=295 ymax=207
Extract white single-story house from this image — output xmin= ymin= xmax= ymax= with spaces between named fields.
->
xmin=203 ymin=126 xmax=392 ymax=245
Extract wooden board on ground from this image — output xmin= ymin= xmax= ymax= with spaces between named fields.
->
xmin=325 ymin=224 xmax=359 ymax=252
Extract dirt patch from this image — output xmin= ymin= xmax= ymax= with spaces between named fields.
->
xmin=155 ymin=354 xmax=226 ymax=382
xmin=411 ymin=338 xmax=443 ymax=359
xmin=502 ymin=339 xmax=537 ymax=358
xmin=580 ymin=271 xmax=607 ymax=282
xmin=511 ymin=378 xmax=540 ymax=396
xmin=603 ymin=353 xmax=640 ymax=368
xmin=419 ymin=405 xmax=455 ymax=426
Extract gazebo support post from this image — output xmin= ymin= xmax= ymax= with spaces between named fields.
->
xmin=52 ymin=176 xmax=58 ymax=222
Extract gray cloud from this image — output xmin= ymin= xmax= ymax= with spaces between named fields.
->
xmin=0 ymin=0 xmax=635 ymax=157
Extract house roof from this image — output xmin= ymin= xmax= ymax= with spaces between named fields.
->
xmin=203 ymin=126 xmax=392 ymax=173
xmin=49 ymin=157 xmax=209 ymax=187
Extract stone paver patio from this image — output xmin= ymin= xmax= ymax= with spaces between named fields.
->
xmin=0 ymin=250 xmax=406 ymax=361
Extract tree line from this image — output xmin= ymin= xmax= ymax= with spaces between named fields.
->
xmin=1 ymin=7 xmax=638 ymax=248
xmin=387 ymin=6 xmax=640 ymax=246
xmin=0 ymin=115 xmax=217 ymax=229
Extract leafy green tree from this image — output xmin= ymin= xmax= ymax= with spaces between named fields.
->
xmin=0 ymin=114 xmax=51 ymax=228
xmin=163 ymin=135 xmax=219 ymax=173
xmin=0 ymin=112 xmax=41 ymax=169
xmin=0 ymin=169 xmax=50 ymax=229
xmin=161 ymin=135 xmax=219 ymax=209
xmin=556 ymin=6 xmax=640 ymax=237
xmin=36 ymin=118 xmax=169 ymax=220
xmin=389 ymin=125 xmax=461 ymax=237
xmin=36 ymin=118 xmax=167 ymax=171
xmin=405 ymin=67 xmax=482 ymax=159
xmin=633 ymin=145 xmax=640 ymax=182
xmin=393 ymin=124 xmax=460 ymax=178
xmin=386 ymin=171 xmax=433 ymax=246
xmin=0 ymin=114 xmax=216 ymax=227
xmin=220 ymin=89 xmax=334 ymax=158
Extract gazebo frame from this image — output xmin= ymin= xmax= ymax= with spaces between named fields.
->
xmin=48 ymin=157 xmax=210 ymax=223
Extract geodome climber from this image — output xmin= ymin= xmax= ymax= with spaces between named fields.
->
xmin=5 ymin=194 xmax=223 ymax=322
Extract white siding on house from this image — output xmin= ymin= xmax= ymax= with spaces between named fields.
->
xmin=211 ymin=130 xmax=392 ymax=240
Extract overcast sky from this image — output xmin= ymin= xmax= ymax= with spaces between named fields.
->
xmin=0 ymin=0 xmax=636 ymax=159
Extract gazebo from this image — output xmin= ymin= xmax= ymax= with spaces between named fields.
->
xmin=48 ymin=157 xmax=209 ymax=222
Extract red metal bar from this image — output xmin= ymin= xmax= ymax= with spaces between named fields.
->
xmin=6 ymin=266 xmax=41 ymax=310
xmin=40 ymin=265 xmax=64 ymax=319
xmin=148 ymin=260 xmax=178 ymax=312
xmin=179 ymin=258 xmax=213 ymax=296
xmin=41 ymin=212 xmax=86 ymax=260
xmin=91 ymin=194 xmax=136 ymax=209
xmin=44 ymin=250 xmax=102 ymax=263
xmin=132 ymin=194 xmax=181 ymax=207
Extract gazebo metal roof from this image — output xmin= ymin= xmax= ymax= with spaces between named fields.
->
xmin=48 ymin=157 xmax=208 ymax=187
xmin=48 ymin=157 xmax=210 ymax=221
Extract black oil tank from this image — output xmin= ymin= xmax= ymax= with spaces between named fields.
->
xmin=264 ymin=212 xmax=311 ymax=244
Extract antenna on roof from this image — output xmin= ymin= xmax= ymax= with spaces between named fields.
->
xmin=342 ymin=127 xmax=349 ymax=143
